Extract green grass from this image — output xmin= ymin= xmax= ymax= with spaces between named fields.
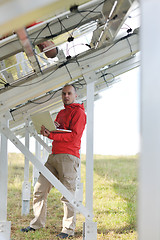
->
xmin=7 ymin=153 xmax=138 ymax=239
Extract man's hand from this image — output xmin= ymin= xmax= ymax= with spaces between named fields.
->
xmin=40 ymin=125 xmax=50 ymax=137
xmin=54 ymin=121 xmax=60 ymax=128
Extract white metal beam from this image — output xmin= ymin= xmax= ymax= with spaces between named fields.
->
xmin=83 ymin=72 xmax=97 ymax=239
xmin=21 ymin=118 xmax=31 ymax=215
xmin=138 ymin=0 xmax=160 ymax=239
xmin=0 ymin=114 xmax=11 ymax=240
xmin=33 ymin=139 xmax=41 ymax=186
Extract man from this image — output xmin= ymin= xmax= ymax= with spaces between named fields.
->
xmin=21 ymin=84 xmax=86 ymax=239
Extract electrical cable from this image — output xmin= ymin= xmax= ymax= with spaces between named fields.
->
xmin=32 ymin=23 xmax=50 ymax=45
xmin=101 ymin=72 xmax=115 ymax=85
xmin=28 ymin=90 xmax=59 ymax=105
xmin=73 ymin=0 xmax=105 ymax=30
xmin=126 ymin=37 xmax=133 ymax=54
xmin=47 ymin=23 xmax=54 ymax=37
xmin=0 ymin=81 xmax=5 ymax=85
xmin=64 ymin=63 xmax=72 ymax=80
xmin=0 ymin=76 xmax=7 ymax=83
xmin=9 ymin=67 xmax=59 ymax=88
xmin=77 ymin=33 xmax=136 ymax=63
xmin=57 ymin=18 xmax=72 ymax=37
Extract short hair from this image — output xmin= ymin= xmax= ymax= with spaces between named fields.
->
xmin=63 ymin=83 xmax=77 ymax=92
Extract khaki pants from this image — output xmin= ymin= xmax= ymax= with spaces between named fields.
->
xmin=30 ymin=153 xmax=80 ymax=236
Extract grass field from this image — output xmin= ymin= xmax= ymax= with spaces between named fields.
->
xmin=7 ymin=153 xmax=138 ymax=240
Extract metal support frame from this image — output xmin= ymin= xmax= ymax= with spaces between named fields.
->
xmin=21 ymin=118 xmax=31 ymax=215
xmin=75 ymin=159 xmax=83 ymax=205
xmin=0 ymin=113 xmax=11 ymax=240
xmin=32 ymin=139 xmax=41 ymax=186
xmin=83 ymin=72 xmax=97 ymax=240
xmin=0 ymin=124 xmax=92 ymax=220
xmin=138 ymin=0 xmax=160 ymax=239
xmin=0 ymin=61 xmax=14 ymax=84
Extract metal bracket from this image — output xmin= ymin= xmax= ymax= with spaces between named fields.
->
xmin=83 ymin=221 xmax=97 ymax=240
xmin=22 ymin=181 xmax=31 ymax=201
xmin=83 ymin=71 xmax=98 ymax=84
xmin=0 ymin=221 xmax=11 ymax=240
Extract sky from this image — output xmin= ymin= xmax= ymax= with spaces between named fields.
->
xmin=8 ymin=67 xmax=140 ymax=156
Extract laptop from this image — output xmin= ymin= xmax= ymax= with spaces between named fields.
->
xmin=31 ymin=111 xmax=72 ymax=134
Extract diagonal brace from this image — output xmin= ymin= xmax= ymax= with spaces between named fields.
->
xmin=16 ymin=27 xmax=42 ymax=75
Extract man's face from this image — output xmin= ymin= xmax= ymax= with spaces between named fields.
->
xmin=62 ymin=85 xmax=77 ymax=105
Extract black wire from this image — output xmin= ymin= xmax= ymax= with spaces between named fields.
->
xmin=0 ymin=38 xmax=17 ymax=48
xmin=74 ymin=0 xmax=105 ymax=30
xmin=0 ymin=81 xmax=5 ymax=85
xmin=57 ymin=18 xmax=72 ymax=37
xmin=32 ymin=23 xmax=49 ymax=45
xmin=47 ymin=23 xmax=53 ymax=37
xmin=64 ymin=64 xmax=72 ymax=80
xmin=74 ymin=54 xmax=80 ymax=67
xmin=101 ymin=72 xmax=115 ymax=84
xmin=78 ymin=10 xmax=102 ymax=14
xmin=101 ymin=70 xmax=108 ymax=86
xmin=28 ymin=90 xmax=58 ymax=105
xmin=126 ymin=37 xmax=133 ymax=54
xmin=9 ymin=67 xmax=59 ymax=88
xmin=78 ymin=40 xmax=117 ymax=62
xmin=74 ymin=79 xmax=86 ymax=89
xmin=0 ymin=76 xmax=7 ymax=83
xmin=78 ymin=33 xmax=136 ymax=63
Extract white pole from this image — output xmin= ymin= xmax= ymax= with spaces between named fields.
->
xmin=0 ymin=114 xmax=11 ymax=239
xmin=139 ymin=0 xmax=160 ymax=239
xmin=0 ymin=133 xmax=8 ymax=221
xmin=22 ymin=118 xmax=31 ymax=215
xmin=83 ymin=72 xmax=97 ymax=240
xmin=32 ymin=139 xmax=41 ymax=186
xmin=86 ymin=79 xmax=94 ymax=215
